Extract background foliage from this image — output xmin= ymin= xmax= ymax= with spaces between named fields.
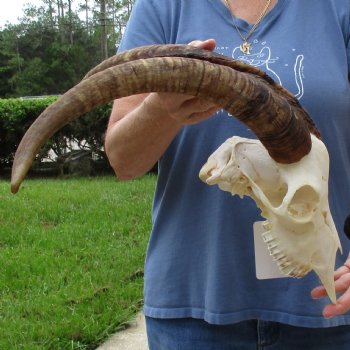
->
xmin=0 ymin=0 xmax=135 ymax=170
xmin=0 ymin=0 xmax=134 ymax=97
xmin=0 ymin=98 xmax=112 ymax=169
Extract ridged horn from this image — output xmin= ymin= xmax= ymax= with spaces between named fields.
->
xmin=11 ymin=44 xmax=319 ymax=194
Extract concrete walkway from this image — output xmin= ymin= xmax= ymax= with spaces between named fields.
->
xmin=96 ymin=313 xmax=148 ymax=350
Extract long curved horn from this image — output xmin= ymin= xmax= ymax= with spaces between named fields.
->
xmin=11 ymin=44 xmax=319 ymax=194
xmin=84 ymin=45 xmax=319 ymax=137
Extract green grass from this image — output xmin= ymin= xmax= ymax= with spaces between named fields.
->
xmin=0 ymin=175 xmax=156 ymax=350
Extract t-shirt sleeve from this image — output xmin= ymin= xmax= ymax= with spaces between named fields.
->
xmin=347 ymin=27 xmax=350 ymax=74
xmin=118 ymin=0 xmax=166 ymax=52
xmin=345 ymin=11 xmax=350 ymax=75
xmin=347 ymin=42 xmax=350 ymax=76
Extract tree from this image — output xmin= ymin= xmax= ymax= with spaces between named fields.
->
xmin=0 ymin=0 xmax=136 ymax=98
xmin=100 ymin=0 xmax=108 ymax=60
xmin=0 ymin=25 xmax=25 ymax=97
xmin=79 ymin=0 xmax=91 ymax=33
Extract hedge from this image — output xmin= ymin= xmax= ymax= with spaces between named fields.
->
xmin=0 ymin=97 xmax=112 ymax=170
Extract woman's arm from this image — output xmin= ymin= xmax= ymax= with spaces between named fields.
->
xmin=104 ymin=39 xmax=219 ymax=180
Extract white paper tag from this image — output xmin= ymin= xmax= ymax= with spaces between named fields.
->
xmin=253 ymin=221 xmax=288 ymax=280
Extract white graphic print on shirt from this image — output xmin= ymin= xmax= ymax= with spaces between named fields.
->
xmin=216 ymin=40 xmax=305 ymax=100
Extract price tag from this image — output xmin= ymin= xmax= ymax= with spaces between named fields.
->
xmin=253 ymin=221 xmax=288 ymax=280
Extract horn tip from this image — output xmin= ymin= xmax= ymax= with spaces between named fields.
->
xmin=11 ymin=181 xmax=20 ymax=194
xmin=11 ymin=165 xmax=25 ymax=194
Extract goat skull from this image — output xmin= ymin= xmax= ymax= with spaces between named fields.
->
xmin=10 ymin=45 xmax=335 ymax=303
xmin=199 ymin=135 xmax=342 ymax=303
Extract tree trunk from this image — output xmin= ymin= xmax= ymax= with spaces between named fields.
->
xmin=60 ymin=0 xmax=65 ymax=18
xmin=85 ymin=0 xmax=90 ymax=34
xmin=100 ymin=0 xmax=108 ymax=60
xmin=47 ymin=0 xmax=55 ymax=28
xmin=111 ymin=0 xmax=115 ymax=37
xmin=56 ymin=0 xmax=61 ymax=21
xmin=68 ymin=0 xmax=73 ymax=45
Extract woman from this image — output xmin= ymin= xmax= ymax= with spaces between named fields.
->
xmin=105 ymin=0 xmax=350 ymax=348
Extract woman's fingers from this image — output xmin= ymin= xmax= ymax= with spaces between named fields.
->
xmin=311 ymin=264 xmax=350 ymax=318
xmin=322 ymin=287 xmax=350 ymax=318
xmin=189 ymin=38 xmax=217 ymax=51
xmin=312 ymin=266 xmax=350 ymax=299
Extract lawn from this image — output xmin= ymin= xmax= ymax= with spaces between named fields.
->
xmin=0 ymin=175 xmax=156 ymax=350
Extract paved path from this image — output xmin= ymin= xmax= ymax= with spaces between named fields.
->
xmin=96 ymin=313 xmax=148 ymax=350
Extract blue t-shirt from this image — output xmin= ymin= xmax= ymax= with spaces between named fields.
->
xmin=119 ymin=0 xmax=350 ymax=327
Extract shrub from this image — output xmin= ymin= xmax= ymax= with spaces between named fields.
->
xmin=0 ymin=97 xmax=112 ymax=171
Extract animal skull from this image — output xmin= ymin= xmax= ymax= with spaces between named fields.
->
xmin=199 ymin=135 xmax=342 ymax=303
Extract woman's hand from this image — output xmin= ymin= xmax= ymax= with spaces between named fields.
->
xmin=145 ymin=38 xmax=220 ymax=126
xmin=311 ymin=254 xmax=350 ymax=318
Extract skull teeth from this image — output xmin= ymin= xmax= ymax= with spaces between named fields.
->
xmin=261 ymin=229 xmax=311 ymax=278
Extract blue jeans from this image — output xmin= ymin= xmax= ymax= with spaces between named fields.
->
xmin=146 ymin=317 xmax=350 ymax=350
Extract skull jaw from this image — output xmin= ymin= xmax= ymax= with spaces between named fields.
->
xmin=262 ymin=218 xmax=339 ymax=304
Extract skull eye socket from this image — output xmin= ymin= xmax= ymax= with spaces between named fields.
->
xmin=287 ymin=185 xmax=319 ymax=221
xmin=262 ymin=182 xmax=288 ymax=208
